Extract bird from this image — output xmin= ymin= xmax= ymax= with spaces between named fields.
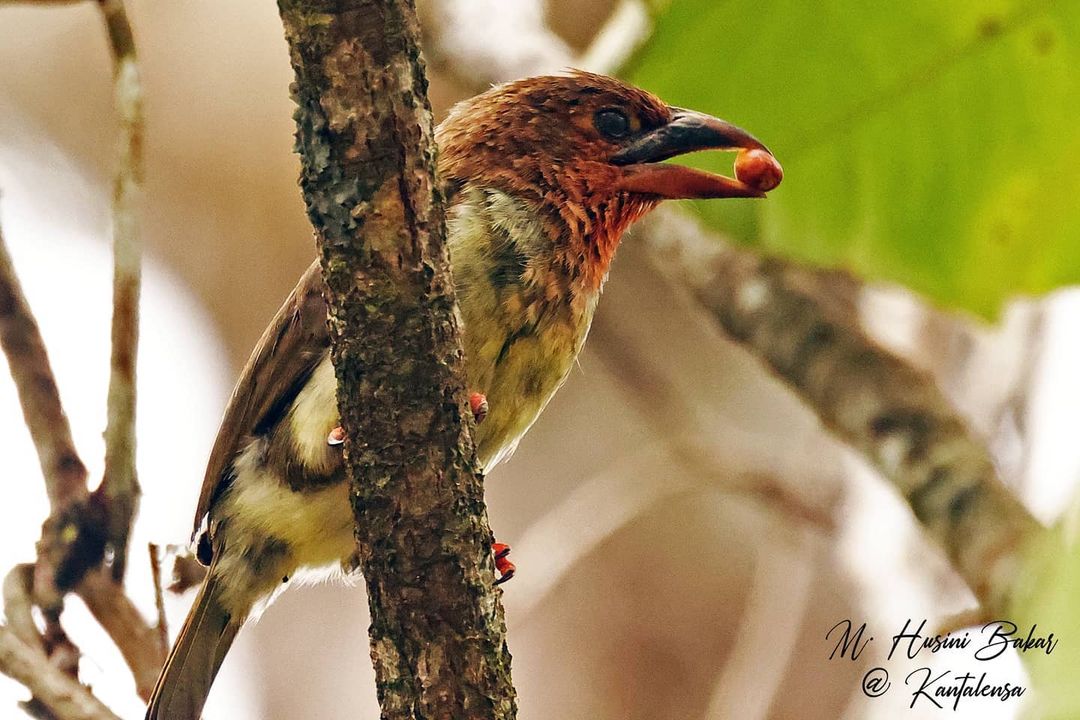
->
xmin=145 ymin=70 xmax=781 ymax=720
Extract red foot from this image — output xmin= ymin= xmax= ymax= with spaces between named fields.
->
xmin=327 ymin=426 xmax=346 ymax=446
xmin=470 ymin=392 xmax=488 ymax=425
xmin=493 ymin=542 xmax=515 ymax=585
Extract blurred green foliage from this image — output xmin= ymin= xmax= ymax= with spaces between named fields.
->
xmin=1016 ymin=517 xmax=1080 ymax=719
xmin=625 ymin=0 xmax=1078 ymax=318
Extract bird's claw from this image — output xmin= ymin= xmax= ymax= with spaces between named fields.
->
xmin=493 ymin=541 xmax=515 ymax=585
xmin=470 ymin=392 xmax=488 ymax=425
xmin=327 ymin=426 xmax=346 ymax=446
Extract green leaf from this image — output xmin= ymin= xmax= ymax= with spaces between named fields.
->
xmin=625 ymin=0 xmax=1079 ymax=318
xmin=1013 ymin=510 xmax=1080 ymax=719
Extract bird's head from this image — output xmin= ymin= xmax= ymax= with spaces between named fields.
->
xmin=437 ymin=71 xmax=780 ymax=290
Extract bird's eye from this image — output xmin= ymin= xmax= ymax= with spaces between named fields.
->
xmin=594 ymin=109 xmax=631 ymax=140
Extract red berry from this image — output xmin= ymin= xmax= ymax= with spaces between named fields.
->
xmin=735 ymin=148 xmax=783 ymax=192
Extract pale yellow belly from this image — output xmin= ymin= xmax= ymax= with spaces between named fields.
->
xmin=470 ymin=325 xmax=585 ymax=469
xmin=208 ymin=434 xmax=355 ymax=616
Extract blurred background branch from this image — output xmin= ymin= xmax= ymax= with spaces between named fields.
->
xmin=0 ymin=0 xmax=160 ymax=717
xmin=2 ymin=215 xmax=164 ymax=714
xmin=0 ymin=227 xmax=89 ymax=518
xmin=96 ymin=0 xmax=143 ymax=585
xmin=0 ymin=623 xmax=119 ymax=720
xmin=638 ymin=209 xmax=1041 ymax=612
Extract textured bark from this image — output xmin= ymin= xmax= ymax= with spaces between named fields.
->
xmin=703 ymin=257 xmax=1037 ymax=610
xmin=277 ymin=1 xmax=517 ymax=718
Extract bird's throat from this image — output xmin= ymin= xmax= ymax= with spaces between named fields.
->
xmin=560 ymin=192 xmax=654 ymax=293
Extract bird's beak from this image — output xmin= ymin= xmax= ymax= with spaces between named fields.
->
xmin=611 ymin=108 xmax=777 ymax=199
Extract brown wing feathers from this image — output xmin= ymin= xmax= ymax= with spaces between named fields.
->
xmin=192 ymin=260 xmax=331 ymax=540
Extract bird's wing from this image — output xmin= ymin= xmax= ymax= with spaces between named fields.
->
xmin=192 ymin=259 xmax=330 ymax=539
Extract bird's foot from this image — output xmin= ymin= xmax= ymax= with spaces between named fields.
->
xmin=327 ymin=426 xmax=346 ymax=446
xmin=493 ymin=542 xmax=515 ymax=585
xmin=470 ymin=392 xmax=488 ymax=425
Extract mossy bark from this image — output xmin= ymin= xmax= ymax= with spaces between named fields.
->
xmin=277 ymin=1 xmax=517 ymax=718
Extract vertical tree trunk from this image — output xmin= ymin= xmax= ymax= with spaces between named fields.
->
xmin=277 ymin=1 xmax=517 ymax=718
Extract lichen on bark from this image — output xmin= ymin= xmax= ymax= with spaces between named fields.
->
xmin=277 ymin=1 xmax=517 ymax=718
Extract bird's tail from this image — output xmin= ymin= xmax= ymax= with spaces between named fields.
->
xmin=145 ymin=568 xmax=240 ymax=720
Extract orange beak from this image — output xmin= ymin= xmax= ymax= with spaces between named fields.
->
xmin=611 ymin=109 xmax=778 ymax=199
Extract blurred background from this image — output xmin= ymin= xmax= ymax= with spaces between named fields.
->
xmin=0 ymin=1 xmax=1077 ymax=718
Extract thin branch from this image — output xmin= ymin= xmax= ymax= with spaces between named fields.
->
xmin=2 ymin=215 xmax=159 ymax=714
xmin=147 ymin=544 xmax=169 ymax=653
xmin=95 ymin=0 xmax=143 ymax=582
xmin=0 ymin=225 xmax=90 ymax=528
xmin=2 ymin=212 xmax=157 ymax=716
xmin=76 ymin=568 xmax=165 ymax=703
xmin=2 ymin=566 xmax=44 ymax=654
xmin=2 ymin=226 xmax=105 ymax=619
xmin=1 ymin=207 xmax=115 ymax=716
xmin=0 ymin=625 xmax=121 ymax=720
xmin=278 ymin=0 xmax=517 ymax=717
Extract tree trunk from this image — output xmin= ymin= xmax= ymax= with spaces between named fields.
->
xmin=277 ymin=1 xmax=517 ymax=718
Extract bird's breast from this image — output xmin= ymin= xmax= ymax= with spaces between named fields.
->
xmin=448 ymin=187 xmax=599 ymax=470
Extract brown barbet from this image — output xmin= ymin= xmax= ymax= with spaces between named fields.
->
xmin=146 ymin=71 xmax=781 ymax=720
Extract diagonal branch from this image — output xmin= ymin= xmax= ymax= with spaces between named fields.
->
xmin=76 ymin=568 xmax=164 ymax=702
xmin=1 ymin=216 xmax=111 ymax=718
xmin=278 ymin=0 xmax=517 ymax=718
xmin=0 ymin=226 xmax=90 ymax=527
xmin=0 ymin=625 xmax=120 ymax=720
xmin=0 ymin=222 xmax=99 ymax=611
xmin=637 ymin=210 xmax=1042 ymax=612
